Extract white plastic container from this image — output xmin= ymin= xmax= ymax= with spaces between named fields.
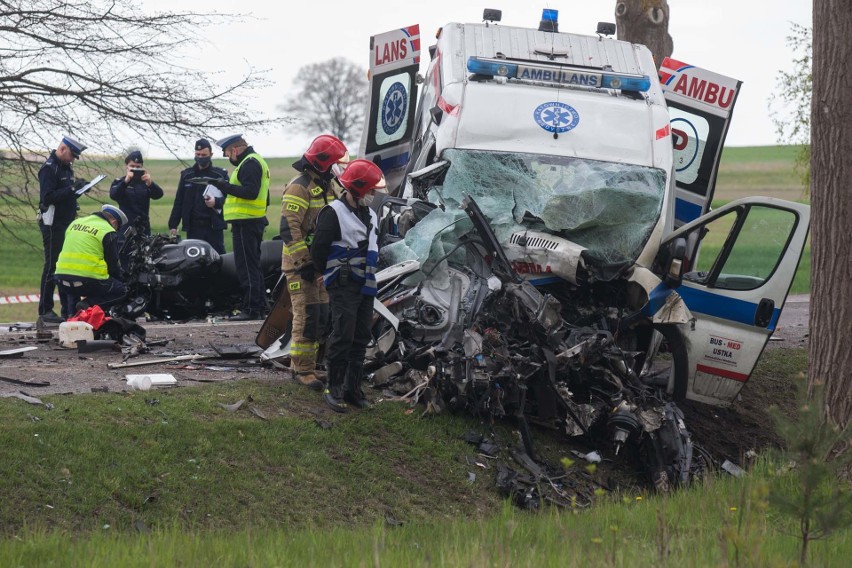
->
xmin=58 ymin=321 xmax=94 ymax=348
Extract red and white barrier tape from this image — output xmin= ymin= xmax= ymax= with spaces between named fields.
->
xmin=0 ymin=294 xmax=59 ymax=306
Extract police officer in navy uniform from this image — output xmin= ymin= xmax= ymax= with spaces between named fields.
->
xmin=311 ymin=159 xmax=386 ymax=413
xmin=109 ymin=150 xmax=164 ymax=236
xmin=168 ymin=139 xmax=228 ymax=254
xmin=37 ymin=135 xmax=87 ymax=325
xmin=205 ymin=134 xmax=270 ymax=321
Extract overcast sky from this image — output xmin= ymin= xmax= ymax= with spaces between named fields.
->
xmin=140 ymin=0 xmax=811 ymax=158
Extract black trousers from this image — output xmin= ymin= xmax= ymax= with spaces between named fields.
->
xmin=326 ymin=280 xmax=374 ymax=366
xmin=231 ymin=218 xmax=267 ymax=314
xmin=39 ymin=221 xmax=70 ymax=317
xmin=55 ymin=275 xmax=127 ymax=314
xmin=187 ymin=226 xmax=226 ymax=254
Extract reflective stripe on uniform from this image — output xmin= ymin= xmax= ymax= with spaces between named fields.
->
xmin=284 ymin=241 xmax=308 ymax=255
xmin=284 ymin=195 xmax=309 ymax=210
xmin=290 ymin=341 xmax=318 ymax=356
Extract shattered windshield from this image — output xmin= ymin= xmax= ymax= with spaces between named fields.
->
xmin=383 ymin=149 xmax=666 ymax=281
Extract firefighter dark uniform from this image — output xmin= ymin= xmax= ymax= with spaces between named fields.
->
xmin=54 ymin=206 xmax=127 ymax=313
xmin=211 ymin=135 xmax=270 ymax=320
xmin=311 ymin=159 xmax=384 ymax=412
xmin=169 ymin=163 xmax=229 ymax=254
xmin=37 ymin=136 xmax=86 ymax=323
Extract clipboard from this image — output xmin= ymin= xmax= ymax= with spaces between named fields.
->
xmin=74 ymin=174 xmax=107 ymax=196
xmin=203 ymin=185 xmax=224 ymax=199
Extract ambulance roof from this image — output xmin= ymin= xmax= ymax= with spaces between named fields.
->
xmin=438 ymin=22 xmax=664 ymax=104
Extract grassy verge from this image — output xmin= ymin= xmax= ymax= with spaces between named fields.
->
xmin=2 ymin=348 xmax=850 ymax=567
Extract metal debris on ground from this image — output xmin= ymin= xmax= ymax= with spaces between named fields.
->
xmin=0 ymin=376 xmax=50 ymax=387
xmin=2 ymin=392 xmax=48 ymax=407
xmin=219 ymin=400 xmax=245 ymax=412
xmin=0 ymin=346 xmax=39 ymax=358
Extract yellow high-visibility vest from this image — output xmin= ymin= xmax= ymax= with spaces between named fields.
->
xmin=55 ymin=214 xmax=114 ymax=279
xmin=224 ymin=152 xmax=270 ymax=221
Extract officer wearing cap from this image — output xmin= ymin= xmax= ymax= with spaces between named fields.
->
xmin=109 ymin=150 xmax=164 ymax=236
xmin=55 ymin=204 xmax=128 ymax=314
xmin=205 ymin=134 xmax=271 ymax=320
xmin=167 ymin=139 xmax=229 ymax=253
xmin=37 ymin=135 xmax=88 ymax=325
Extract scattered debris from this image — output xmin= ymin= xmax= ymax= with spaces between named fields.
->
xmin=248 ymin=406 xmax=268 ymax=421
xmin=76 ymin=339 xmax=120 ymax=353
xmin=90 ymin=386 xmax=109 ymax=393
xmin=314 ymin=418 xmax=333 ymax=430
xmin=0 ymin=346 xmax=39 ymax=358
xmin=571 ymin=450 xmax=603 ymax=464
xmin=108 ymin=354 xmax=209 ymax=369
xmin=209 ymin=343 xmax=263 ymax=359
xmin=125 ymin=374 xmax=177 ymax=391
xmin=0 ymin=376 xmax=50 ymax=387
xmin=219 ymin=400 xmax=245 ymax=413
xmin=721 ymin=459 xmax=746 ymax=478
xmin=2 ymin=392 xmax=46 ymax=406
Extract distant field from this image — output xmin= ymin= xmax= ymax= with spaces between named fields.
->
xmin=716 ymin=145 xmax=808 ymax=203
xmin=0 ymin=147 xmax=809 ymax=321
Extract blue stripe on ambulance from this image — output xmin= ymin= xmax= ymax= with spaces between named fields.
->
xmin=675 ymin=198 xmax=702 ymax=224
xmin=673 ymin=285 xmax=781 ymax=331
xmin=378 ymin=152 xmax=410 ymax=171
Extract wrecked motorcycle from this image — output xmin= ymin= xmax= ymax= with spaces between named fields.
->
xmin=114 ymin=221 xmax=283 ymax=320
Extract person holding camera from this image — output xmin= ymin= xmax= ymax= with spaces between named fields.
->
xmin=109 ymin=150 xmax=164 ymax=236
xmin=37 ymin=135 xmax=87 ymax=325
xmin=310 ymin=159 xmax=386 ymax=413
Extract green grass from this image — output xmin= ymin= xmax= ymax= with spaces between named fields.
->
xmin=0 ymin=349 xmax=850 ymax=566
xmin=0 ymin=146 xmax=811 ymax=321
xmin=717 ymin=145 xmax=809 ymax=202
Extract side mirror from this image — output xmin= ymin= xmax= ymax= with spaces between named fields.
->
xmin=664 ymin=237 xmax=687 ymax=288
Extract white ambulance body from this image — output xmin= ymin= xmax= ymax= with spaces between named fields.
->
xmin=360 ymin=15 xmax=810 ymax=407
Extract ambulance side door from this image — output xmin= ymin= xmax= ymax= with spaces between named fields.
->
xmin=359 ymin=25 xmax=422 ymax=195
xmin=660 ymin=197 xmax=810 ymax=406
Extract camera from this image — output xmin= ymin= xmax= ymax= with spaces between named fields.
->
xmin=130 ymin=167 xmax=145 ymax=179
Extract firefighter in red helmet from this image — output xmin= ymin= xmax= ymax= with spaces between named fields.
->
xmin=280 ymin=134 xmax=350 ymax=391
xmin=310 ymin=159 xmax=386 ymax=412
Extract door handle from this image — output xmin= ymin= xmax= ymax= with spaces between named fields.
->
xmin=755 ymin=298 xmax=775 ymax=328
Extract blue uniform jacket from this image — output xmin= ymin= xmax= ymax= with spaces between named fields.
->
xmin=38 ymin=150 xmax=79 ymax=227
xmin=168 ymin=164 xmax=229 ymax=232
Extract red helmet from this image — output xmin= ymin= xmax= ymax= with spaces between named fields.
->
xmin=303 ymin=135 xmax=349 ymax=173
xmin=337 ymin=159 xmax=387 ymax=198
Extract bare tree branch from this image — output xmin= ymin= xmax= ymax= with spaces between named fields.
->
xmin=0 ymin=0 xmax=284 ymax=229
xmin=279 ymin=57 xmax=368 ymax=147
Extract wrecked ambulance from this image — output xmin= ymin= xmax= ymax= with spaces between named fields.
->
xmin=264 ymin=11 xmax=811 ymax=488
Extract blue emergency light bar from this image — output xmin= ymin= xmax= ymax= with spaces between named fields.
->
xmin=467 ymin=56 xmax=652 ymax=92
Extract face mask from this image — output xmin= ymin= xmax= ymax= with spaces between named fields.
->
xmin=229 ymin=156 xmax=240 ymax=166
xmin=357 ymin=193 xmax=374 ymax=208
xmin=195 ymin=156 xmax=212 ymax=168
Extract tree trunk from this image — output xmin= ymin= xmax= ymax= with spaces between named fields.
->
xmin=615 ymin=0 xmax=674 ymax=63
xmin=809 ymin=0 xmax=852 ymax=434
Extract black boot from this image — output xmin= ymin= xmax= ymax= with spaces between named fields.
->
xmin=323 ymin=363 xmax=349 ymax=413
xmin=344 ymin=361 xmax=372 ymax=409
